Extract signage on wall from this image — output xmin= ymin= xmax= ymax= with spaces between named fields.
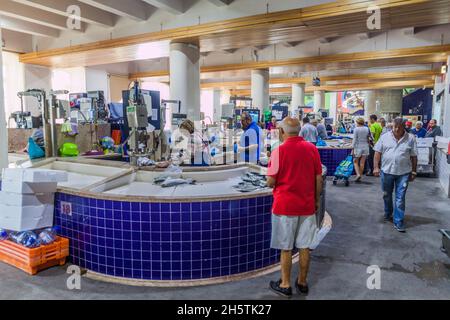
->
xmin=61 ymin=202 xmax=72 ymax=216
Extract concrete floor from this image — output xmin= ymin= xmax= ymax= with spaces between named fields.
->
xmin=1 ymin=176 xmax=449 ymax=300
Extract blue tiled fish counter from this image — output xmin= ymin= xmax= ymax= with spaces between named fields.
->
xmin=12 ymin=158 xmax=327 ymax=286
xmin=54 ymin=192 xmax=280 ymax=283
xmin=318 ymin=148 xmax=352 ymax=176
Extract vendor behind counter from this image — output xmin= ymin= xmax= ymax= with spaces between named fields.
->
xmin=237 ymin=112 xmax=264 ymax=164
xmin=172 ymin=119 xmax=211 ymax=166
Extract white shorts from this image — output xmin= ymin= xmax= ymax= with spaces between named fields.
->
xmin=271 ymin=214 xmax=317 ymax=250
xmin=353 ymin=147 xmax=370 ymax=158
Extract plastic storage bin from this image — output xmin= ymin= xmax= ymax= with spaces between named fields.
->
xmin=0 ymin=237 xmax=69 ymax=275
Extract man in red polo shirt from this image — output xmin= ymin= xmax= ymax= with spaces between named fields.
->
xmin=267 ymin=117 xmax=323 ymax=298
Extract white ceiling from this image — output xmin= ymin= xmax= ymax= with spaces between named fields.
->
xmin=0 ymin=0 xmax=237 ymax=38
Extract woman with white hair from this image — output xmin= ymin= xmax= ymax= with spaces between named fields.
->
xmin=411 ymin=121 xmax=427 ymax=138
xmin=352 ymin=117 xmax=372 ymax=182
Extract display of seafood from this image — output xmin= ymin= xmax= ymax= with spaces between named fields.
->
xmin=233 ymin=172 xmax=268 ymax=193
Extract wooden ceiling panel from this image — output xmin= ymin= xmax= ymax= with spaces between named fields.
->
xmin=19 ymin=0 xmax=450 ymax=68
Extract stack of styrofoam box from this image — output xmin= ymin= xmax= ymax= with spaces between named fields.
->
xmin=0 ymin=168 xmax=68 ymax=232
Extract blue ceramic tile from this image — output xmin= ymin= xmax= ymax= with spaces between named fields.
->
xmin=57 ymin=192 xmax=280 ymax=281
xmin=192 ymin=251 xmax=201 ymax=261
xmin=131 ymin=202 xmax=140 ymax=212
xmin=142 ymin=232 xmax=151 ymax=242
xmin=192 ymin=212 xmax=201 ymax=222
xmin=171 ymin=203 xmax=180 ymax=212
xmin=131 ymin=212 xmax=140 ymax=222
xmin=212 ymin=202 xmax=221 ymax=211
xmin=141 ymin=212 xmax=150 ymax=221
xmin=152 ymin=271 xmax=162 ymax=280
xmin=181 ymin=203 xmax=190 ymax=213
xmin=171 ymin=224 xmax=181 ymax=233
xmin=161 ymin=223 xmax=170 ymax=233
xmin=182 ymin=251 xmax=191 ymax=261
xmin=150 ymin=203 xmax=160 ymax=212
xmin=191 ymin=202 xmax=201 ymax=212
xmin=182 ymin=270 xmax=191 ymax=280
xmin=191 ymin=232 xmax=201 ymax=241
xmin=171 ymin=232 xmax=181 ymax=242
xmin=161 ymin=203 xmax=170 ymax=213
xmin=151 ymin=232 xmax=161 ymax=242
xmin=161 ymin=243 xmax=170 ymax=251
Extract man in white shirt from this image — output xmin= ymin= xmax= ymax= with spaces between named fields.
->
xmin=373 ymin=118 xmax=418 ymax=233
xmin=300 ymin=117 xmax=319 ymax=144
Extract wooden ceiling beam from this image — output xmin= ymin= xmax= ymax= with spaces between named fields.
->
xmin=229 ymin=79 xmax=435 ymax=96
xmin=19 ymin=0 xmax=449 ymax=67
xmin=128 ymin=45 xmax=449 ymax=79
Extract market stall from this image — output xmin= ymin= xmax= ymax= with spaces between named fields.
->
xmin=14 ymin=158 xmax=328 ymax=286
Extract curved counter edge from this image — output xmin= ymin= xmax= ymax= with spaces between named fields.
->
xmin=85 ymin=254 xmax=300 ymax=288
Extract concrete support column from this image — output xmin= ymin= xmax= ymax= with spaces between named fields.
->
xmin=0 ymin=29 xmax=8 ymax=169
xmin=251 ymin=69 xmax=270 ymax=113
xmin=364 ymin=90 xmax=377 ymax=118
xmin=291 ymin=83 xmax=305 ymax=114
xmin=364 ymin=89 xmax=403 ymax=119
xmin=314 ymin=90 xmax=325 ymax=113
xmin=213 ymin=89 xmax=222 ymax=123
xmin=169 ymin=42 xmax=201 ymax=121
xmin=329 ymin=92 xmax=338 ymax=124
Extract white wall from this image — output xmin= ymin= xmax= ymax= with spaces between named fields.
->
xmin=2 ymin=52 xmax=24 ymax=126
xmin=86 ymin=68 xmax=110 ymax=103
xmin=52 ymin=67 xmax=86 ymax=94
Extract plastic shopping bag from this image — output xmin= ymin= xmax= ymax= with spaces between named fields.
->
xmin=310 ymin=212 xmax=333 ymax=250
xmin=28 ymin=137 xmax=45 ymax=160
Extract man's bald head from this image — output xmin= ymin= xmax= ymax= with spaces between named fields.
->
xmin=280 ymin=117 xmax=301 ymax=136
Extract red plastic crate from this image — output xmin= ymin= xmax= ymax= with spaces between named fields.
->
xmin=0 ymin=237 xmax=69 ymax=275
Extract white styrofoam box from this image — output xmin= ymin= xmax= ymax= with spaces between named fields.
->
xmin=0 ymin=191 xmax=54 ymax=207
xmin=416 ymin=138 xmax=434 ymax=148
xmin=0 ymin=203 xmax=54 ymax=232
xmin=1 ymin=168 xmax=68 ymax=184
xmin=1 ymin=180 xmax=58 ymax=194
xmin=436 ymin=136 xmax=450 ymax=150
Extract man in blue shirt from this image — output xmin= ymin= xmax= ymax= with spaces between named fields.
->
xmin=238 ymin=112 xmax=264 ymax=163
xmin=411 ymin=121 xmax=427 ymax=138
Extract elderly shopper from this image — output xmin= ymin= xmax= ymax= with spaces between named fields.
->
xmin=267 ymin=117 xmax=323 ymax=297
xmin=374 ymin=118 xmax=418 ymax=233
xmin=300 ymin=117 xmax=319 ymax=144
xmin=411 ymin=121 xmax=427 ymax=138
xmin=352 ymin=118 xmax=371 ymax=182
